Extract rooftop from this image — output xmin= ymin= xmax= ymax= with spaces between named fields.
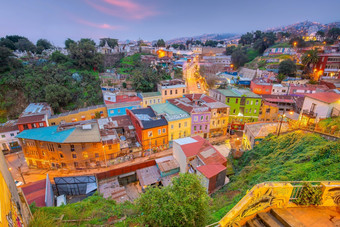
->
xmin=159 ymin=79 xmax=186 ymax=89
xmin=136 ymin=165 xmax=161 ymax=188
xmin=17 ymin=114 xmax=46 ymax=125
xmin=104 ymin=95 xmax=142 ymax=105
xmin=0 ymin=120 xmax=19 ymax=133
xmin=155 ymin=156 xmax=180 ymax=173
xmin=150 ymin=103 xmax=190 ymax=122
xmin=16 ymin=122 xmax=101 ymax=143
xmin=49 ymin=105 xmax=105 ymax=119
xmin=138 ymin=91 xmax=162 ymax=98
xmin=213 ymin=88 xmax=261 ymax=98
xmin=21 ymin=103 xmax=51 ymax=117
xmin=246 ymin=122 xmax=289 ymax=138
xmin=304 ymin=92 xmax=340 ymax=104
xmin=131 ymin=108 xmax=168 ymax=129
xmin=20 ymin=178 xmax=47 ymax=207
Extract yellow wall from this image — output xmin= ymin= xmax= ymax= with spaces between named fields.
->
xmin=0 ymin=171 xmax=24 ymax=227
xmin=141 ymin=125 xmax=168 ymax=151
xmin=168 ymin=117 xmax=191 ymax=142
xmin=160 ymin=88 xmax=186 ymax=102
xmin=48 ymin=106 xmax=108 ymax=125
xmin=258 ymin=104 xmax=279 ymax=122
xmin=210 ymin=108 xmax=229 ymax=135
xmin=142 ymin=96 xmax=163 ymax=107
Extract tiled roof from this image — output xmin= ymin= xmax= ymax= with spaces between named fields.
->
xmin=49 ymin=105 xmax=105 ymax=119
xmin=17 ymin=114 xmax=45 ymax=124
xmin=150 ymin=103 xmax=190 ymax=121
xmin=105 ymin=95 xmax=142 ymax=104
xmin=21 ymin=103 xmax=51 ymax=117
xmin=304 ymin=92 xmax=340 ymax=104
xmin=20 ymin=179 xmax=46 ymax=207
xmin=131 ymin=108 xmax=167 ymax=129
xmin=197 ymin=164 xmax=226 ymax=179
xmin=0 ymin=120 xmax=19 ymax=133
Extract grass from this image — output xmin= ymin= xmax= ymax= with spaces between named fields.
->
xmin=206 ymin=131 xmax=340 ymax=224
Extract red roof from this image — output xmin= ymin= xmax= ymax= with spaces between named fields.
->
xmin=20 ymin=179 xmax=46 ymax=207
xmin=265 ymin=98 xmax=295 ymax=103
xmin=197 ymin=164 xmax=226 ymax=178
xmin=17 ymin=114 xmax=45 ymax=124
xmin=180 ymin=136 xmax=206 ymax=157
xmin=104 ymin=95 xmax=141 ymax=105
xmin=305 ymin=92 xmax=340 ymax=103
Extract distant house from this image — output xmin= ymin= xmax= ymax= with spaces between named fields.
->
xmin=242 ymin=122 xmax=289 ymax=150
xmin=127 ymin=107 xmax=168 ymax=151
xmin=157 ymin=79 xmax=187 ymax=102
xmin=299 ymin=92 xmax=340 ymax=126
xmin=103 ymin=91 xmax=142 ymax=117
xmin=17 ymin=103 xmax=53 ymax=132
xmin=0 ymin=120 xmax=20 ymax=152
xmin=258 ymin=102 xmax=279 ymax=122
xmin=173 ymin=136 xmax=227 ymax=194
xmin=137 ymin=92 xmax=163 ymax=108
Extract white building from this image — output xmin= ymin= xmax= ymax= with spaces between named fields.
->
xmin=202 ymin=55 xmax=231 ymax=67
xmin=0 ymin=120 xmax=20 ymax=152
xmin=271 ymin=84 xmax=289 ymax=95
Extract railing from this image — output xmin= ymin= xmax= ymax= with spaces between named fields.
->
xmin=302 ymin=109 xmax=317 ymax=118
xmin=287 ymin=181 xmax=322 ymax=202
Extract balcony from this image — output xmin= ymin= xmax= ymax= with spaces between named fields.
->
xmin=302 ymin=110 xmax=317 ymax=118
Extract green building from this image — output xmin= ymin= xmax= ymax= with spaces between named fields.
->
xmin=209 ymin=88 xmax=262 ymax=130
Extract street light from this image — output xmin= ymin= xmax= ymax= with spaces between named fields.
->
xmin=277 ymin=111 xmax=286 ymax=136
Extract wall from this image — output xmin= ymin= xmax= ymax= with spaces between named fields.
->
xmin=107 ymin=105 xmax=141 ymax=117
xmin=18 ymin=120 xmax=47 ymax=132
xmin=141 ymin=125 xmax=168 ymax=151
xmin=168 ymin=118 xmax=191 ymax=143
xmin=0 ymin=130 xmax=20 ymax=151
xmin=172 ymin=141 xmax=188 ymax=173
xmin=191 ymin=112 xmax=211 ymax=136
xmin=141 ymin=96 xmax=163 ymax=108
xmin=258 ymin=103 xmax=279 ymax=122
xmin=300 ymin=97 xmax=332 ymax=120
xmin=210 ymin=107 xmax=229 ymax=135
xmin=250 ymin=81 xmax=272 ymax=95
xmin=158 ymin=86 xmax=186 ymax=102
xmin=48 ymin=106 xmax=107 ymax=125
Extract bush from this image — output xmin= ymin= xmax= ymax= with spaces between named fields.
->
xmin=295 ymin=183 xmax=322 ymax=206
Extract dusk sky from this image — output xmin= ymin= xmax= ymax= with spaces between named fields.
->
xmin=1 ymin=0 xmax=339 ymax=46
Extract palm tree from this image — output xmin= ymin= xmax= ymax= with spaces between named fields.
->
xmin=301 ymin=49 xmax=319 ymax=76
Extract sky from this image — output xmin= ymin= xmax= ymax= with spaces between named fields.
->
xmin=1 ymin=0 xmax=339 ymax=46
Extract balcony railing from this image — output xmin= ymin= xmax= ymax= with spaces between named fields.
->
xmin=302 ymin=109 xmax=317 ymax=118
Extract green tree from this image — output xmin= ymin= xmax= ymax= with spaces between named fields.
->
xmin=239 ymin=32 xmax=253 ymax=45
xmin=36 ymin=39 xmax=52 ymax=50
xmin=50 ymin=51 xmax=69 ymax=64
xmin=204 ymin=40 xmax=218 ymax=47
xmin=279 ymin=59 xmax=297 ymax=77
xmin=0 ymin=47 xmax=22 ymax=73
xmin=15 ymin=39 xmax=36 ymax=53
xmin=301 ymin=49 xmax=319 ymax=74
xmin=137 ymin=173 xmax=210 ymax=226
xmin=45 ymin=84 xmax=72 ymax=111
xmin=231 ymin=48 xmax=248 ymax=69
xmin=0 ymin=38 xmax=16 ymax=50
xmin=276 ymin=73 xmax=286 ymax=83
xmin=226 ymin=46 xmax=236 ymax=55
xmin=64 ymin=38 xmax=76 ymax=49
xmin=289 ymin=37 xmax=306 ymax=48
xmin=327 ymin=27 xmax=340 ymax=41
xmin=99 ymin=38 xmax=118 ymax=48
xmin=156 ymin=39 xmax=165 ymax=47
xmin=316 ymin=30 xmax=325 ymax=38
xmin=68 ymin=40 xmax=103 ymax=70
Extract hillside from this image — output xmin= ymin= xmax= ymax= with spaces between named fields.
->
xmin=208 ymin=131 xmax=340 ymax=223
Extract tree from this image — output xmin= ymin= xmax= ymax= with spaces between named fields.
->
xmin=15 ymin=39 xmax=36 ymax=53
xmin=225 ymin=46 xmax=236 ymax=55
xmin=50 ymin=51 xmax=69 ymax=64
xmin=276 ymin=73 xmax=286 ymax=83
xmin=199 ymin=64 xmax=224 ymax=88
xmin=327 ymin=27 xmax=340 ymax=41
xmin=279 ymin=59 xmax=297 ymax=77
xmin=99 ymin=38 xmax=118 ymax=48
xmin=36 ymin=39 xmax=52 ymax=50
xmin=0 ymin=38 xmax=16 ymax=50
xmin=137 ymin=173 xmax=210 ymax=226
xmin=231 ymin=48 xmax=248 ymax=69
xmin=64 ymin=38 xmax=76 ymax=49
xmin=301 ymin=49 xmax=319 ymax=75
xmin=204 ymin=40 xmax=218 ymax=47
xmin=289 ymin=37 xmax=306 ymax=48
xmin=68 ymin=40 xmax=103 ymax=70
xmin=239 ymin=32 xmax=253 ymax=45
xmin=0 ymin=46 xmax=21 ymax=73
xmin=45 ymin=84 xmax=72 ymax=111
xmin=316 ymin=30 xmax=325 ymax=38
xmin=156 ymin=39 xmax=165 ymax=47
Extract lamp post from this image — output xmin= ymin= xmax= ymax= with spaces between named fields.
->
xmin=277 ymin=110 xmax=286 ymax=136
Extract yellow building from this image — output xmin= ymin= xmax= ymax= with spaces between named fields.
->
xmin=48 ymin=105 xmax=107 ymax=125
xmin=157 ymin=79 xmax=187 ymax=102
xmin=16 ymin=122 xmax=120 ymax=170
xmin=0 ymin=152 xmax=31 ymax=226
xmin=150 ymin=103 xmax=191 ymax=147
xmin=138 ymin=92 xmax=163 ymax=107
xmin=206 ymin=101 xmax=230 ymax=137
xmin=258 ymin=101 xmax=279 ymax=122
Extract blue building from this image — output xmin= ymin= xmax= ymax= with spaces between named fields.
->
xmin=103 ymin=92 xmax=142 ymax=117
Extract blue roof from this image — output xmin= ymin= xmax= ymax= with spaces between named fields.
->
xmin=16 ymin=126 xmax=75 ymax=143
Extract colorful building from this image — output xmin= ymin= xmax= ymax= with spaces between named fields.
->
xmin=150 ymin=103 xmax=191 ymax=147
xmin=157 ymin=79 xmax=187 ymax=102
xmin=127 ymin=108 xmax=168 ymax=152
xmin=16 ymin=121 xmax=120 ymax=170
xmin=137 ymin=92 xmax=163 ymax=108
xmin=210 ymin=89 xmax=262 ymax=130
xmin=242 ymin=122 xmax=289 ymax=150
xmin=0 ymin=120 xmax=21 ymax=152
xmin=173 ymin=136 xmax=227 ymax=194
xmin=313 ymin=53 xmax=340 ymax=79
xmin=168 ymin=95 xmax=211 ymax=138
xmin=0 ymin=152 xmax=31 ymax=226
xmin=17 ymin=103 xmax=53 ymax=132
xmin=250 ymin=79 xmax=272 ymax=95
xmin=48 ymin=104 xmax=107 ymax=125
xmin=103 ymin=92 xmax=142 ymax=117
xmin=258 ymin=102 xmax=279 ymax=122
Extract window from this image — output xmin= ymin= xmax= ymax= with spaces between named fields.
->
xmin=179 ymin=132 xmax=181 ymax=138
xmin=81 ymin=116 xmax=85 ymax=121
xmin=206 ymin=116 xmax=209 ymax=121
xmin=158 ymin=129 xmax=161 ymax=135
xmin=200 ymin=125 xmax=202 ymax=130
xmin=183 ymin=89 xmax=185 ymax=93
xmin=59 ymin=153 xmax=64 ymax=158
xmin=194 ymin=126 xmax=197 ymax=131
xmin=148 ymin=131 xmax=153 ymax=137
xmin=170 ymin=90 xmax=173 ymax=95
xmin=255 ymin=100 xmax=259 ymax=105
xmin=10 ymin=133 xmax=14 ymax=137
xmin=178 ymin=123 xmax=181 ymax=128
xmin=194 ymin=116 xmax=198 ymax=122
xmin=175 ymin=89 xmax=178 ymax=94
xmin=163 ymin=138 xmax=165 ymax=144
xmin=163 ymin=128 xmax=166 ymax=133
xmin=217 ymin=120 xmax=220 ymax=125
xmin=23 ymin=124 xmax=29 ymax=130
xmin=266 ymin=108 xmax=270 ymax=113
xmin=47 ymin=144 xmax=54 ymax=152
xmin=249 ymin=109 xmax=252 ymax=113
xmin=227 ymin=98 xmax=230 ymax=103
xmin=246 ymin=109 xmax=248 ymax=113
xmin=235 ymin=99 xmax=238 ymax=104
xmin=31 ymin=123 xmax=37 ymax=128
xmin=171 ymin=124 xmax=174 ymax=129
xmin=251 ymin=101 xmax=253 ymax=105
xmin=72 ymin=154 xmax=77 ymax=159
xmin=145 ymin=101 xmax=147 ymax=105
xmin=205 ymin=125 xmax=208 ymax=130
xmin=223 ymin=120 xmax=225 ymax=124
xmin=246 ymin=101 xmax=249 ymax=105
xmin=83 ymin=152 xmax=88 ymax=158
xmin=184 ymin=131 xmax=186 ymax=137
xmin=233 ymin=109 xmax=236 ymax=114
xmin=110 ymin=110 xmax=114 ymax=114
xmin=51 ymin=122 xmax=56 ymax=125
xmin=70 ymin=144 xmax=75 ymax=151
xmin=81 ymin=143 xmax=85 ymax=150
xmin=74 ymin=162 xmax=79 ymax=168
xmin=254 ymin=109 xmax=257 ymax=114
xmin=155 ymin=140 xmax=157 ymax=146
xmin=158 ymin=99 xmax=160 ymax=103
xmin=109 ymin=145 xmax=112 ymax=150
xmin=171 ymin=134 xmax=173 ymax=140
xmin=95 ymin=153 xmax=99 ymax=158
xmin=165 ymin=90 xmax=167 ymax=95
xmin=1 ymin=135 xmax=5 ymax=138
xmin=200 ymin=116 xmax=204 ymax=121
xmin=39 ymin=123 xmax=44 ymax=127
xmin=58 ymin=144 xmax=61 ymax=149
xmin=212 ymin=121 xmax=215 ymax=125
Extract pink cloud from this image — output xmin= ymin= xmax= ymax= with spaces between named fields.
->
xmin=84 ymin=0 xmax=158 ymax=20
xmin=76 ymin=18 xmax=122 ymax=30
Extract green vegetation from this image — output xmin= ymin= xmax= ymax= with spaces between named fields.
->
xmin=278 ymin=59 xmax=297 ymax=77
xmin=30 ymin=174 xmax=209 ymax=227
xmin=207 ymin=132 xmax=340 ymax=224
xmin=270 ymin=42 xmax=291 ymax=48
xmin=317 ymin=117 xmax=340 ymax=134
xmin=295 ymin=183 xmax=322 ymax=206
xmin=239 ymin=30 xmax=277 ymax=54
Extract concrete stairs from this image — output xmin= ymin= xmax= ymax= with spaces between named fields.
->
xmin=244 ymin=208 xmax=305 ymax=227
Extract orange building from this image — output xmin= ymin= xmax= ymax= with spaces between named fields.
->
xmin=250 ymin=79 xmax=272 ymax=95
xmin=127 ymin=108 xmax=168 ymax=152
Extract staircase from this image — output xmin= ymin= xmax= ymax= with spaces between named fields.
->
xmin=244 ymin=208 xmax=305 ymax=227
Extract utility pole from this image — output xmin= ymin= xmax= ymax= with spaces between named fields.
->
xmin=277 ymin=109 xmax=286 ymax=136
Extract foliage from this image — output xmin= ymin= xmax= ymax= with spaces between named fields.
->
xmin=231 ymin=48 xmax=248 ymax=69
xmin=276 ymin=73 xmax=286 ymax=82
xmin=0 ymin=35 xmax=29 ymax=50
xmin=270 ymin=42 xmax=291 ymax=48
xmin=171 ymin=43 xmax=186 ymax=50
xmin=64 ymin=38 xmax=76 ymax=49
xmin=15 ymin=38 xmax=36 ymax=53
xmin=208 ymin=132 xmax=340 ymax=224
xmin=50 ymin=51 xmax=70 ymax=64
xmin=225 ymin=46 xmax=236 ymax=55
xmin=99 ymin=38 xmax=118 ymax=48
xmin=301 ymin=49 xmax=319 ymax=75
xmin=294 ymin=183 xmax=322 ymax=206
xmin=316 ymin=30 xmax=325 ymax=38
xmin=278 ymin=59 xmax=297 ymax=76
xmin=173 ymin=67 xmax=183 ymax=79
xmin=204 ymin=40 xmax=219 ymax=47
xmin=239 ymin=30 xmax=277 ymax=54
xmin=156 ymin=39 xmax=165 ymax=47
xmin=327 ymin=27 xmax=340 ymax=41
xmin=289 ymin=37 xmax=307 ymax=48
xmin=137 ymin=173 xmax=210 ymax=226
xmin=0 ymin=46 xmax=22 ymax=73
xmin=317 ymin=117 xmax=340 ymax=134
xmin=36 ymin=39 xmax=53 ymax=54
xmin=45 ymin=84 xmax=72 ymax=111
